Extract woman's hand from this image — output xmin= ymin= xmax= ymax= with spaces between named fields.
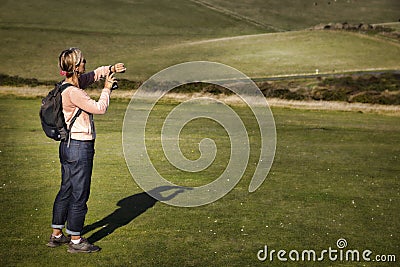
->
xmin=105 ymin=72 xmax=117 ymax=90
xmin=111 ymin=63 xmax=126 ymax=73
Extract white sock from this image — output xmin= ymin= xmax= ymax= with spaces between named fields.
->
xmin=53 ymin=233 xmax=62 ymax=238
xmin=71 ymin=238 xmax=81 ymax=244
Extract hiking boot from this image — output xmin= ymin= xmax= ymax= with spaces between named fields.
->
xmin=46 ymin=234 xmax=71 ymax=248
xmin=67 ymin=238 xmax=101 ymax=253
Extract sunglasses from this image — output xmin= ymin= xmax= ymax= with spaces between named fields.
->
xmin=77 ymin=58 xmax=86 ymax=66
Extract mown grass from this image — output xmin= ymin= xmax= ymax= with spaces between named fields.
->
xmin=0 ymin=95 xmax=398 ymax=266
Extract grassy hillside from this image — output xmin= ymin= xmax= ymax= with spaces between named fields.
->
xmin=0 ymin=0 xmax=264 ymax=36
xmin=1 ymin=28 xmax=399 ymax=81
xmin=0 ymin=0 xmax=263 ymax=80
xmin=151 ymin=30 xmax=400 ymax=78
xmin=200 ymin=0 xmax=400 ymax=31
xmin=1 ymin=0 xmax=399 ymax=81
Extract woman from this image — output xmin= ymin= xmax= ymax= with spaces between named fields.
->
xmin=47 ymin=47 xmax=126 ymax=253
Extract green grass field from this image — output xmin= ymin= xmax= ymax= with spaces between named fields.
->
xmin=1 ymin=0 xmax=400 ymax=80
xmin=1 ymin=0 xmax=399 ymax=266
xmin=200 ymin=0 xmax=400 ymax=31
xmin=0 ymin=96 xmax=399 ymax=266
xmin=154 ymin=30 xmax=400 ymax=78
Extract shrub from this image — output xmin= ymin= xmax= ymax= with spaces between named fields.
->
xmin=0 ymin=73 xmax=46 ymax=87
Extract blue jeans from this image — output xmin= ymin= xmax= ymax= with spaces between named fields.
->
xmin=51 ymin=139 xmax=95 ymax=236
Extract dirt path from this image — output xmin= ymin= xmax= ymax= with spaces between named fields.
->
xmin=189 ymin=0 xmax=283 ymax=32
xmin=1 ymin=86 xmax=399 ymax=116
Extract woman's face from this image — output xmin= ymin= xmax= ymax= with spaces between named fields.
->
xmin=76 ymin=58 xmax=86 ymax=75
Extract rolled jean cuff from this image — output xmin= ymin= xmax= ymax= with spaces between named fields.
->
xmin=51 ymin=224 xmax=65 ymax=229
xmin=66 ymin=228 xmax=81 ymax=236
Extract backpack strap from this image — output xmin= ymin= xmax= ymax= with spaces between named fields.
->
xmin=59 ymin=82 xmax=72 ymax=92
xmin=60 ymin=82 xmax=83 ymax=131
xmin=68 ymin=109 xmax=83 ymax=131
xmin=67 ymin=109 xmax=83 ymax=147
xmin=60 ymin=82 xmax=84 ymax=146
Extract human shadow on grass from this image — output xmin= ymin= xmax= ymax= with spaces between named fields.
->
xmin=82 ymin=186 xmax=190 ymax=243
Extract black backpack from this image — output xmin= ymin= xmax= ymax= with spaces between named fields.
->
xmin=39 ymin=82 xmax=82 ymax=141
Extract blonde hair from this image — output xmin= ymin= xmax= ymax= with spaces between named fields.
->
xmin=58 ymin=47 xmax=83 ymax=77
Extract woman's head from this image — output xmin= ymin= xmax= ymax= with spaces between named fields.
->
xmin=58 ymin=47 xmax=86 ymax=77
